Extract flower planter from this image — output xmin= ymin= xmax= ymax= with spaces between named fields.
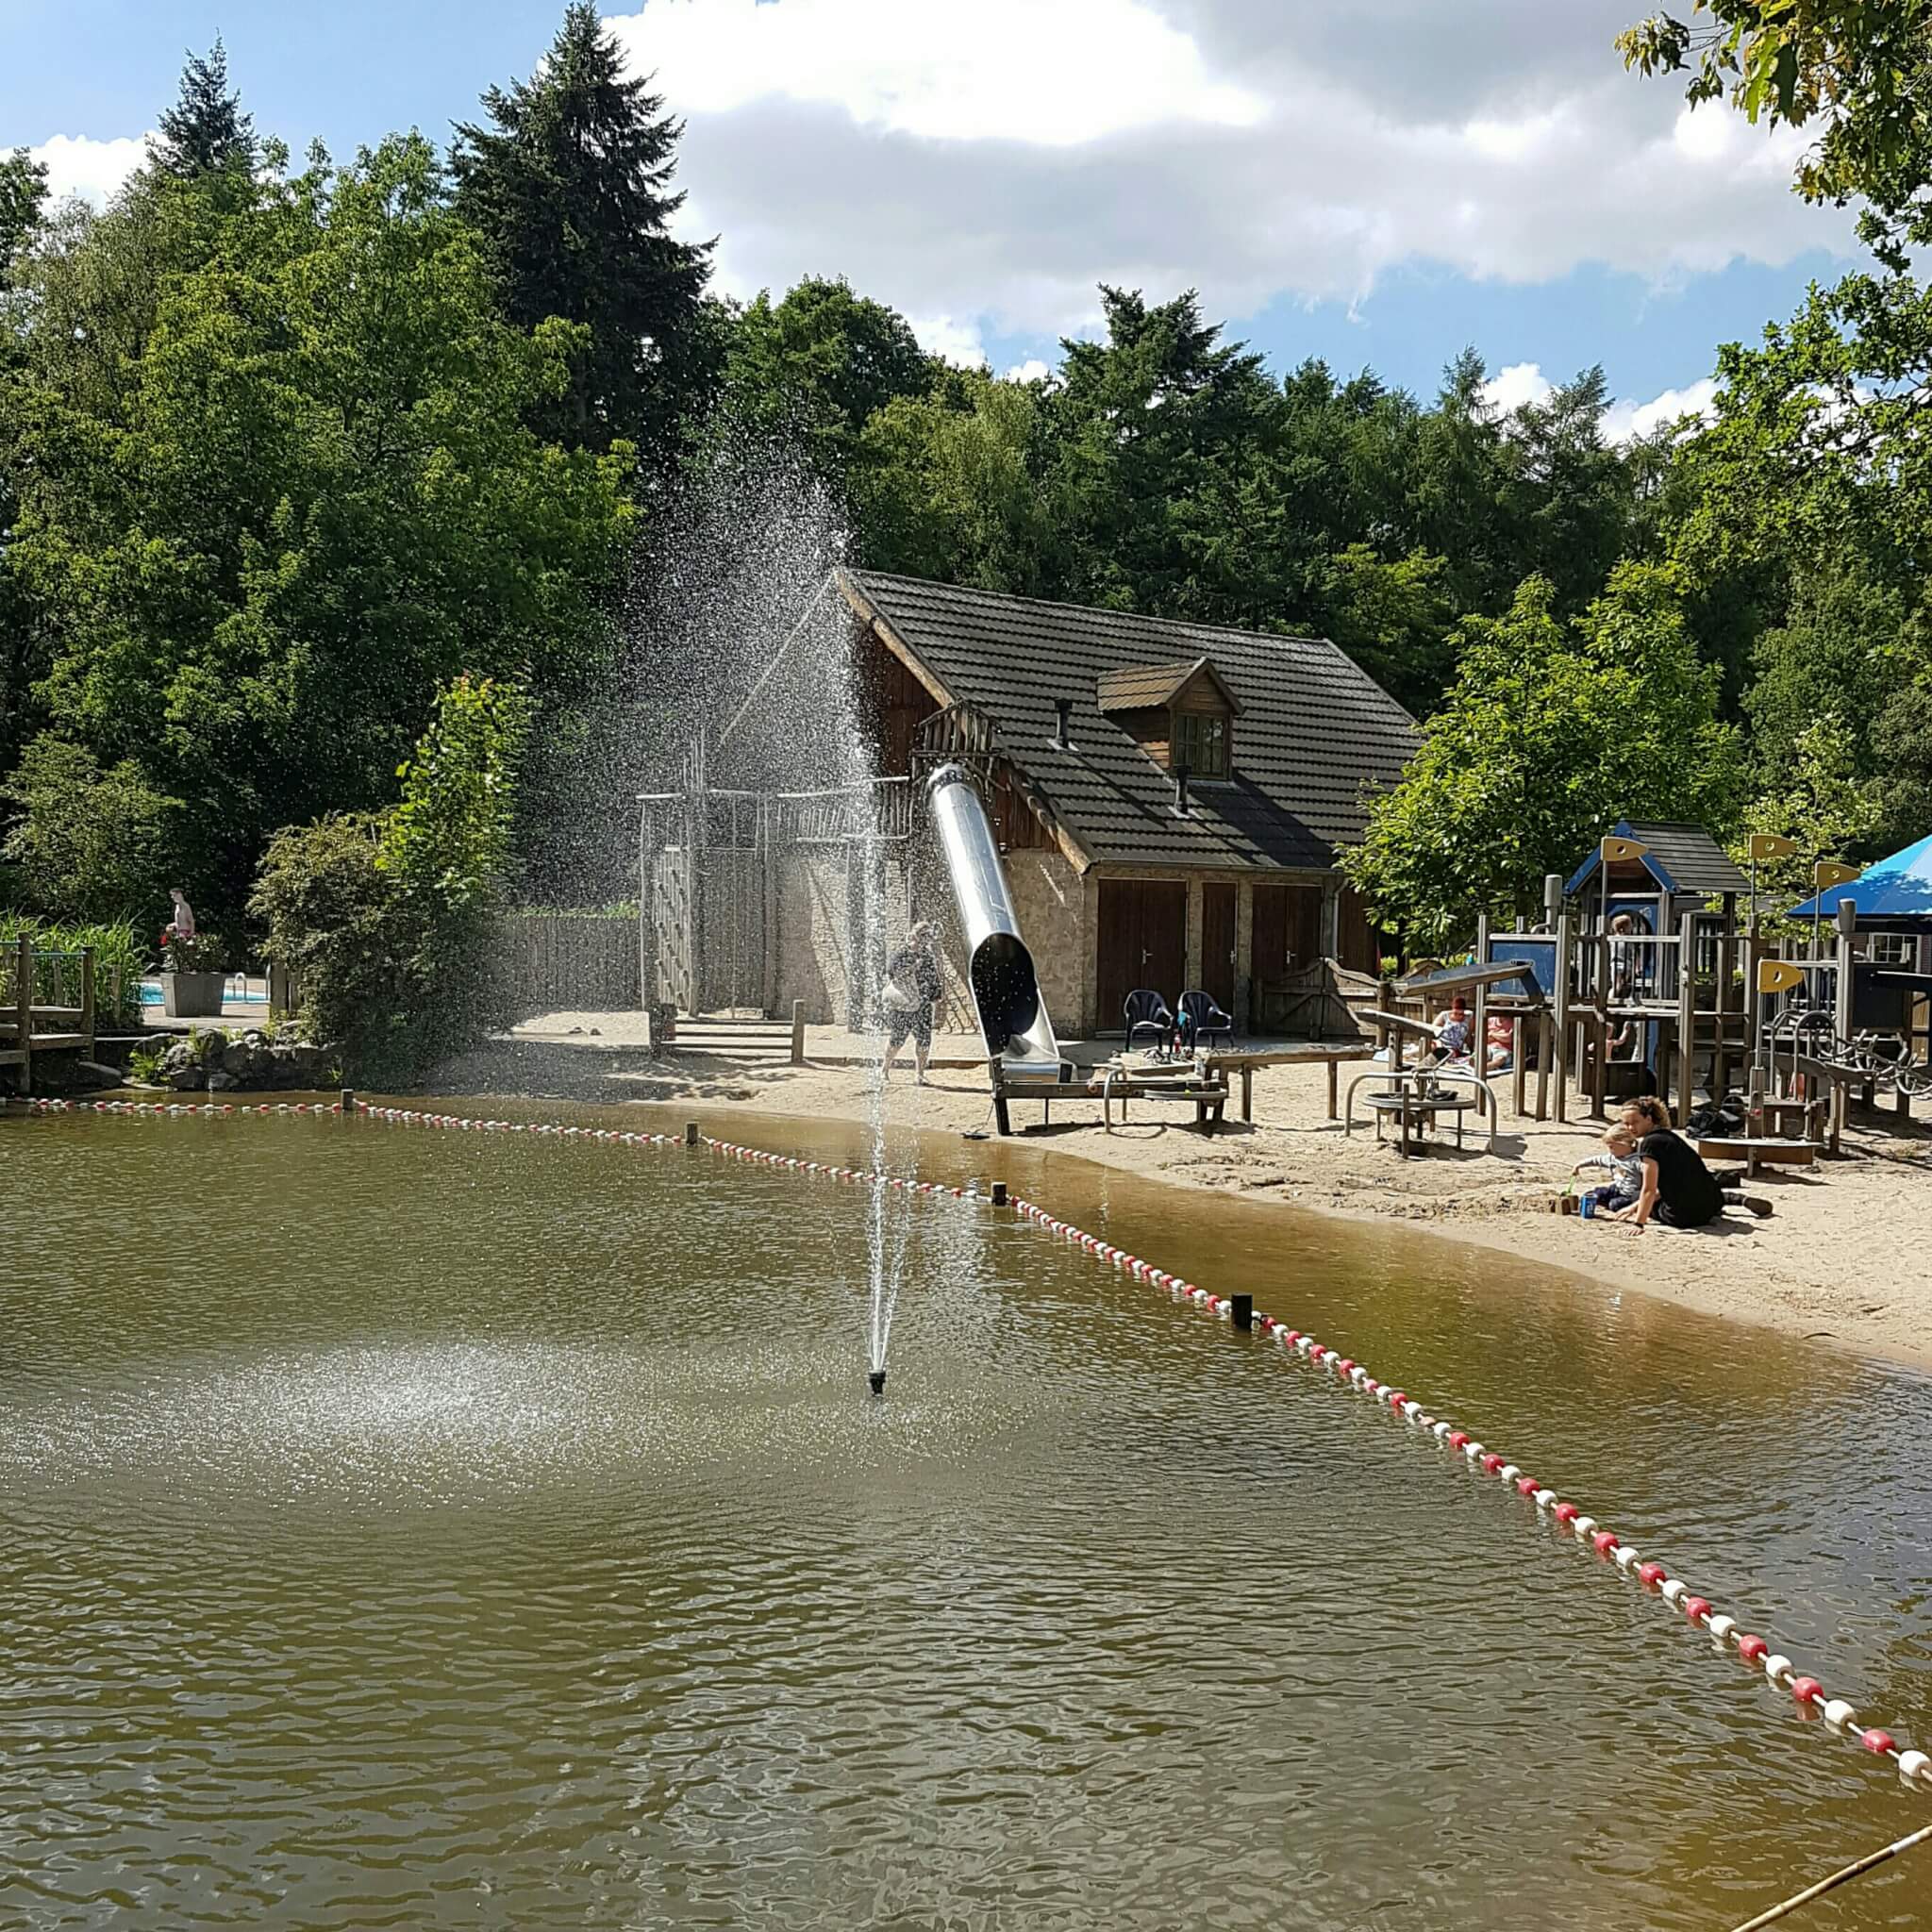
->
xmin=162 ymin=971 xmax=225 ymax=1019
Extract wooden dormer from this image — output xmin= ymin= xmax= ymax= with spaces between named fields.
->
xmin=1094 ymin=656 xmax=1241 ymax=780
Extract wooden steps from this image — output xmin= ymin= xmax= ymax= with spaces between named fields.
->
xmin=650 ymin=1006 xmax=807 ymax=1063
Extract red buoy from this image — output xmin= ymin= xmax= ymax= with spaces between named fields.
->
xmin=1591 ymin=1531 xmax=1620 ymax=1556
xmin=1790 ymin=1675 xmax=1824 ymax=1707
xmin=1738 ymin=1635 xmax=1769 ymax=1664
xmin=1517 ymin=1476 xmax=1540 ymax=1495
xmin=1637 ymin=1561 xmax=1667 ymax=1589
xmin=1861 ymin=1729 xmax=1896 ymax=1755
xmin=1480 ymin=1452 xmax=1504 ymax=1474
xmin=1682 ymin=1596 xmax=1712 ymax=1624
xmin=1448 ymin=1430 xmax=1471 ymax=1450
xmin=1553 ymin=1502 xmax=1579 ymax=1524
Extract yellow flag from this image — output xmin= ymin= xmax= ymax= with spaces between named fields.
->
xmin=1757 ymin=959 xmax=1805 ymax=995
xmin=1600 ymin=835 xmax=1647 ymax=864
xmin=1812 ymin=861 xmax=1862 ymax=891
xmin=1747 ymin=833 xmax=1798 ymax=861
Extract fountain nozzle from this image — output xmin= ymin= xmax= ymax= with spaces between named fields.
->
xmin=867 ymin=1368 xmax=887 ymax=1396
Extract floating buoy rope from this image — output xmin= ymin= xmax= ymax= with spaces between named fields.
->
xmin=11 ymin=1092 xmax=1927 ymax=1805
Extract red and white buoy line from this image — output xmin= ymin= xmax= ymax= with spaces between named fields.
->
xmin=12 ymin=1091 xmax=1929 ymax=1801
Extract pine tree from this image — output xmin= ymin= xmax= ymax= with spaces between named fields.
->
xmin=154 ymin=38 xmax=256 ymax=178
xmin=452 ymin=2 xmax=710 ymax=458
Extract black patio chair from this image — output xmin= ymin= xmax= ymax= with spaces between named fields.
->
xmin=1175 ymin=989 xmax=1234 ymax=1054
xmin=1123 ymin=988 xmax=1174 ymax=1057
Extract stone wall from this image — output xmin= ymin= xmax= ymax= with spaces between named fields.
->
xmin=1005 ymin=850 xmax=1090 ymax=1037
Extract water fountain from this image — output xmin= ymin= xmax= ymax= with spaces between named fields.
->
xmin=591 ymin=438 xmax=917 ymax=1393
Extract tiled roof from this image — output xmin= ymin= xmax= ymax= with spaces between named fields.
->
xmin=1566 ymin=820 xmax=1751 ymax=897
xmin=842 ymin=570 xmax=1420 ymax=874
xmin=1622 ymin=821 xmax=1751 ymax=895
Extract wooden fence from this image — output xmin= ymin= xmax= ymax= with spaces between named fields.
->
xmin=495 ymin=914 xmax=640 ymax=1020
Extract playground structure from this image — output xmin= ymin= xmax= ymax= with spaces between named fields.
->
xmin=1375 ymin=825 xmax=1931 ymax=1156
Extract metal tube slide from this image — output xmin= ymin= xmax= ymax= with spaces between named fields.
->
xmin=925 ymin=763 xmax=1062 ymax=1073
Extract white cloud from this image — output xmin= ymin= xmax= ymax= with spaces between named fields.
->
xmin=1479 ymin=361 xmax=1554 ymax=415
xmin=1480 ymin=361 xmax=1721 ymax=441
xmin=1601 ymin=376 xmax=1720 ymax=441
xmin=1007 ymin=358 xmax=1053 ymax=384
xmin=907 ymin=313 xmax=989 ymax=367
xmin=607 ymin=0 xmax=1853 ymax=352
xmin=612 ymin=0 xmax=1263 ymax=147
xmin=28 ymin=132 xmax=154 ymax=207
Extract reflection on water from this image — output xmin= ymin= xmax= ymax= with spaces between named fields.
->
xmin=2 ymin=1107 xmax=1929 ymax=1929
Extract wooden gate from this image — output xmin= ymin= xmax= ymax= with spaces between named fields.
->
xmin=1097 ymin=879 xmax=1188 ymax=1030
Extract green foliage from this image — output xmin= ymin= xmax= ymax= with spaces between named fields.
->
xmin=0 ymin=736 xmax=182 ymax=923
xmin=1617 ymin=0 xmax=1932 ymax=265
xmin=153 ymin=39 xmax=257 ymax=181
xmin=720 ymin=276 xmax=937 ymax=479
xmin=0 ymin=912 xmax=147 ymax=1024
xmin=1343 ymin=568 xmax=1744 ymax=945
xmin=452 ymin=2 xmax=710 ymax=459
xmin=159 ymin=926 xmax=225 ymax=973
xmin=380 ymin=674 xmax=532 ymax=915
xmin=126 ymin=1039 xmax=170 ymax=1085
xmin=250 ymin=675 xmax=531 ymax=1080
xmin=0 ymin=147 xmax=49 ymax=282
xmin=1311 ymin=546 xmax=1455 ymax=717
xmin=249 ymin=811 xmax=404 ymax=1074
xmin=1731 ymin=716 xmax=1885 ymax=934
xmin=5 ymin=134 xmax=635 ymax=921
xmin=855 ymin=370 xmax=1055 ymax=591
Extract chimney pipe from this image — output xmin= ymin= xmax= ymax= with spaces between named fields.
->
xmin=1053 ymin=697 xmax=1072 ymax=747
xmin=1174 ymin=764 xmax=1191 ymax=816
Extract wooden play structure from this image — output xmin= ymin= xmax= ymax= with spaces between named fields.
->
xmin=1361 ymin=822 xmax=1930 ymax=1158
xmin=0 ymin=936 xmax=97 ymax=1094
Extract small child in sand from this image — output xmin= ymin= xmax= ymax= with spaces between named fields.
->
xmin=1573 ymin=1127 xmax=1642 ymax=1217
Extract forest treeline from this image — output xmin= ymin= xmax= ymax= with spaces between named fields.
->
xmin=2 ymin=2 xmax=1929 ymax=957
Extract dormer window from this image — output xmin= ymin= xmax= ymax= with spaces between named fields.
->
xmin=1174 ymin=710 xmax=1228 ymax=780
xmin=1095 ymin=655 xmax=1241 ymax=784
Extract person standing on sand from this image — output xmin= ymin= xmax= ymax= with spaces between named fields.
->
xmin=880 ymin=922 xmax=941 ymax=1086
xmin=168 ymin=887 xmax=196 ymax=939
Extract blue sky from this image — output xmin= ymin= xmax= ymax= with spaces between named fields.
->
xmin=4 ymin=0 xmax=1858 ymax=420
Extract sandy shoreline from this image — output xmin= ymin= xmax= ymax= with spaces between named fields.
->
xmin=432 ymin=1019 xmax=1932 ymax=1375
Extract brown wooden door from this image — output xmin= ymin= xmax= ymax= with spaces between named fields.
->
xmin=1097 ymin=879 xmax=1188 ymax=1028
xmin=1251 ymin=883 xmax=1324 ymax=983
xmin=1201 ymin=883 xmax=1237 ymax=1015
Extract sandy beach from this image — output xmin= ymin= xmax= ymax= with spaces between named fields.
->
xmin=433 ymin=1015 xmax=1932 ymax=1374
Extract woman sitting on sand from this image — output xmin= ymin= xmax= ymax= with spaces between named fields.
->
xmin=1609 ymin=1095 xmax=1770 ymax=1228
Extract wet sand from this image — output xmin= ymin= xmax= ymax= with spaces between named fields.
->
xmin=433 ymin=1020 xmax=1932 ymax=1374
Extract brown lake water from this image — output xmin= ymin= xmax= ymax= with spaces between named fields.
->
xmin=3 ymin=1101 xmax=1930 ymax=1930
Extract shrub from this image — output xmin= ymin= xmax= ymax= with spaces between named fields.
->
xmin=158 ymin=926 xmax=226 ymax=974
xmin=0 ymin=737 xmax=183 ymax=924
xmin=247 ymin=675 xmax=533 ymax=1081
xmin=249 ymin=812 xmax=406 ymax=1075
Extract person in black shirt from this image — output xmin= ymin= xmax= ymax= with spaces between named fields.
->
xmin=1609 ymin=1096 xmax=1770 ymax=1227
